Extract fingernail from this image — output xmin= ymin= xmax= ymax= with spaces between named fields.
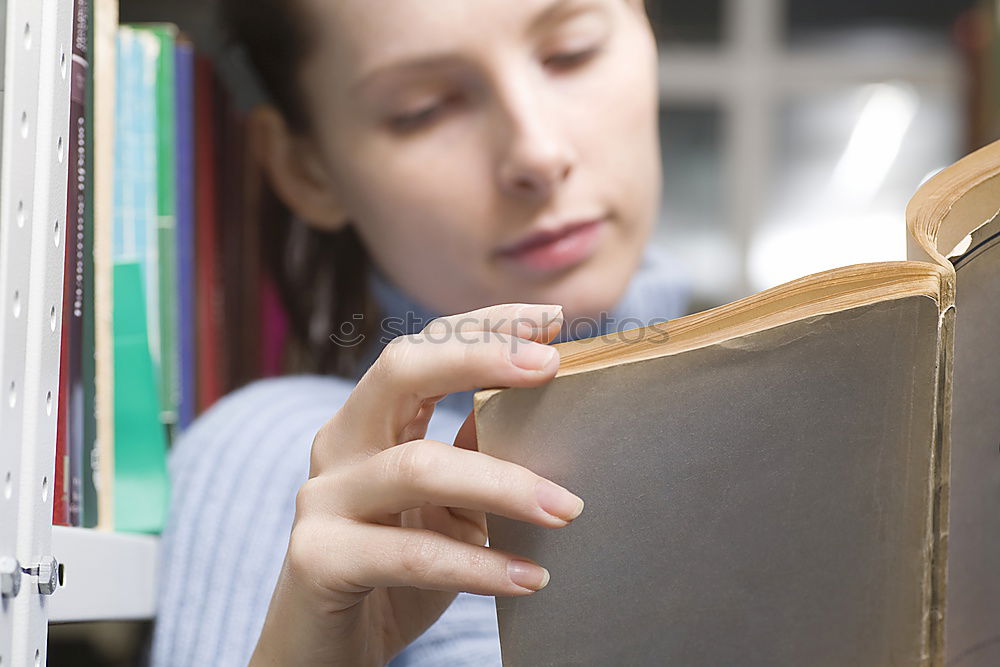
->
xmin=535 ymin=478 xmax=585 ymax=522
xmin=508 ymin=560 xmax=550 ymax=591
xmin=510 ymin=341 xmax=558 ymax=371
xmin=514 ymin=304 xmax=564 ymax=338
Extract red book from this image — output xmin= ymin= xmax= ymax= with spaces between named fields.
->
xmin=195 ymin=56 xmax=223 ymax=412
xmin=54 ymin=160 xmax=74 ymax=525
xmin=53 ymin=311 xmax=70 ymax=526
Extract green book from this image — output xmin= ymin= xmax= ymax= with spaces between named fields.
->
xmin=112 ymin=262 xmax=169 ymax=533
xmin=132 ymin=23 xmax=179 ymax=434
xmin=111 ymin=26 xmax=170 ymax=533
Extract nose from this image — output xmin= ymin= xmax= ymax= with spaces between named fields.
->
xmin=495 ymin=79 xmax=576 ymax=201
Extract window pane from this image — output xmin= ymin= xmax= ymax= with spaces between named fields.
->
xmin=647 ymin=0 xmax=724 ymax=46
xmin=654 ymin=105 xmax=736 ymax=311
xmin=750 ymin=84 xmax=963 ymax=292
xmin=785 ymin=0 xmax=977 ymax=47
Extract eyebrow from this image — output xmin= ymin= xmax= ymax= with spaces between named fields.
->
xmin=351 ymin=0 xmax=598 ymax=93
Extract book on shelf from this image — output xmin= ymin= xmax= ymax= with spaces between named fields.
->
xmin=49 ymin=7 xmax=290 ymax=531
xmin=53 ymin=0 xmax=92 ymax=528
xmin=473 ymin=140 xmax=1000 ymax=666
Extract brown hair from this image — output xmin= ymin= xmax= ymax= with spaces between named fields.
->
xmin=220 ymin=0 xmax=380 ymax=378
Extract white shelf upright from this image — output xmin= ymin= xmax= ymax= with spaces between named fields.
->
xmin=0 ymin=0 xmax=74 ymax=664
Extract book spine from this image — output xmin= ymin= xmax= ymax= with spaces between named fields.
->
xmin=53 ymin=300 xmax=70 ymax=526
xmin=111 ymin=27 xmax=169 ymax=534
xmin=175 ymin=39 xmax=195 ymax=430
xmin=93 ymin=0 xmax=119 ymax=530
xmin=66 ymin=0 xmax=90 ymax=526
xmin=143 ymin=25 xmax=180 ymax=435
xmin=194 ymin=57 xmax=223 ymax=411
xmin=81 ymin=0 xmax=99 ymax=528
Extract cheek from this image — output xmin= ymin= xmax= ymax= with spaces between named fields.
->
xmin=575 ymin=32 xmax=661 ymax=223
xmin=344 ymin=143 xmax=494 ymax=263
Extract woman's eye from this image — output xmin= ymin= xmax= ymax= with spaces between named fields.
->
xmin=544 ymin=46 xmax=600 ymax=70
xmin=390 ymin=104 xmax=442 ymax=132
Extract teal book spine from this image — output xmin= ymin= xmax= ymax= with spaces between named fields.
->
xmin=111 ymin=26 xmax=170 ymax=533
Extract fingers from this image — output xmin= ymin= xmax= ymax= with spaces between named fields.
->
xmin=310 ymin=440 xmax=585 ymax=528
xmin=423 ymin=303 xmax=565 ymax=344
xmin=453 ymin=409 xmax=477 ymax=451
xmin=316 ymin=303 xmax=564 ymax=467
xmin=293 ymin=519 xmax=552 ymax=597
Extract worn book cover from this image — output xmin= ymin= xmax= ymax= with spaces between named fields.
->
xmin=474 ymin=140 xmax=1000 ymax=666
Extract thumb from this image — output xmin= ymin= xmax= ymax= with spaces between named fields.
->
xmin=454 ymin=409 xmax=478 ymax=451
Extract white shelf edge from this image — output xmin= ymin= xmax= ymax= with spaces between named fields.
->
xmin=48 ymin=526 xmax=159 ymax=623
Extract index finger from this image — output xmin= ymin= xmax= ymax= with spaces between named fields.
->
xmin=316 ymin=303 xmax=563 ymax=466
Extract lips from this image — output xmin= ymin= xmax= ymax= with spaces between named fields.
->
xmin=496 ymin=217 xmax=606 ymax=257
xmin=494 ymin=216 xmax=608 ymax=275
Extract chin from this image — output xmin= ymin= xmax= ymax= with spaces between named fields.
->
xmin=545 ymin=243 xmax=644 ymax=327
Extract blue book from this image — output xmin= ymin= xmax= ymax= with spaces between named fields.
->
xmin=174 ymin=38 xmax=196 ymax=431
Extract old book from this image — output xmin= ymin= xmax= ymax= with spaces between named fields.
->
xmin=473 ymin=139 xmax=1000 ymax=666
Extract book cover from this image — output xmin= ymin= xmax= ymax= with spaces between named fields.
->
xmin=54 ymin=0 xmax=94 ymax=529
xmin=111 ymin=26 xmax=169 ymax=534
xmin=472 ymin=140 xmax=1000 ymax=666
xmin=174 ymin=36 xmax=195 ymax=431
xmin=92 ymin=0 xmax=119 ymax=530
xmin=80 ymin=0 xmax=99 ymax=529
xmin=194 ymin=55 xmax=223 ymax=412
xmin=131 ymin=23 xmax=180 ymax=435
xmin=64 ymin=0 xmax=90 ymax=527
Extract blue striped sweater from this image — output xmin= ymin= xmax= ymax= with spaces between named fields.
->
xmin=150 ymin=244 xmax=689 ymax=666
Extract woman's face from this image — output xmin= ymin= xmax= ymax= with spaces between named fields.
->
xmin=290 ymin=0 xmax=662 ymax=323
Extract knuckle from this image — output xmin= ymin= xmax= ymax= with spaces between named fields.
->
xmin=308 ymin=411 xmax=352 ymax=472
xmin=309 ymin=424 xmax=330 ymax=472
xmin=421 ymin=316 xmax=448 ymax=336
xmin=398 ymin=531 xmax=442 ymax=579
xmin=293 ymin=477 xmax=325 ymax=518
xmin=286 ymin=519 xmax=326 ymax=576
xmin=384 ymin=440 xmax=439 ymax=487
xmin=376 ymin=334 xmax=419 ymax=381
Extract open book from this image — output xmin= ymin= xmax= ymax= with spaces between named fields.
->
xmin=473 ymin=139 xmax=1000 ymax=666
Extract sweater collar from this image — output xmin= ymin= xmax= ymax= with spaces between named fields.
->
xmin=350 ymin=244 xmax=689 ymax=412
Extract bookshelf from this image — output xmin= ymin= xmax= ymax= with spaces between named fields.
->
xmin=0 ymin=1 xmax=157 ymax=664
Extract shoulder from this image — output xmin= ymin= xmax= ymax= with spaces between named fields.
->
xmin=182 ymin=373 xmax=355 ymax=436
xmin=153 ymin=374 xmax=357 ymax=665
xmin=168 ymin=374 xmax=355 ymax=479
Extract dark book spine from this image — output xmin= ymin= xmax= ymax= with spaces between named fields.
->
xmin=66 ymin=0 xmax=90 ymax=526
xmin=194 ymin=57 xmax=223 ymax=412
xmin=80 ymin=0 xmax=98 ymax=528
xmin=53 ymin=314 xmax=70 ymax=525
xmin=175 ymin=39 xmax=196 ymax=430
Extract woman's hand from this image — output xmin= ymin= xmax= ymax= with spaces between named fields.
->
xmin=250 ymin=303 xmax=584 ymax=666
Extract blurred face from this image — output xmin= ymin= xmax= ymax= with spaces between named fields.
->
xmin=291 ymin=0 xmax=662 ymax=323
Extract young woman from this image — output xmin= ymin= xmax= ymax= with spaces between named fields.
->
xmin=151 ymin=0 xmax=688 ymax=664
